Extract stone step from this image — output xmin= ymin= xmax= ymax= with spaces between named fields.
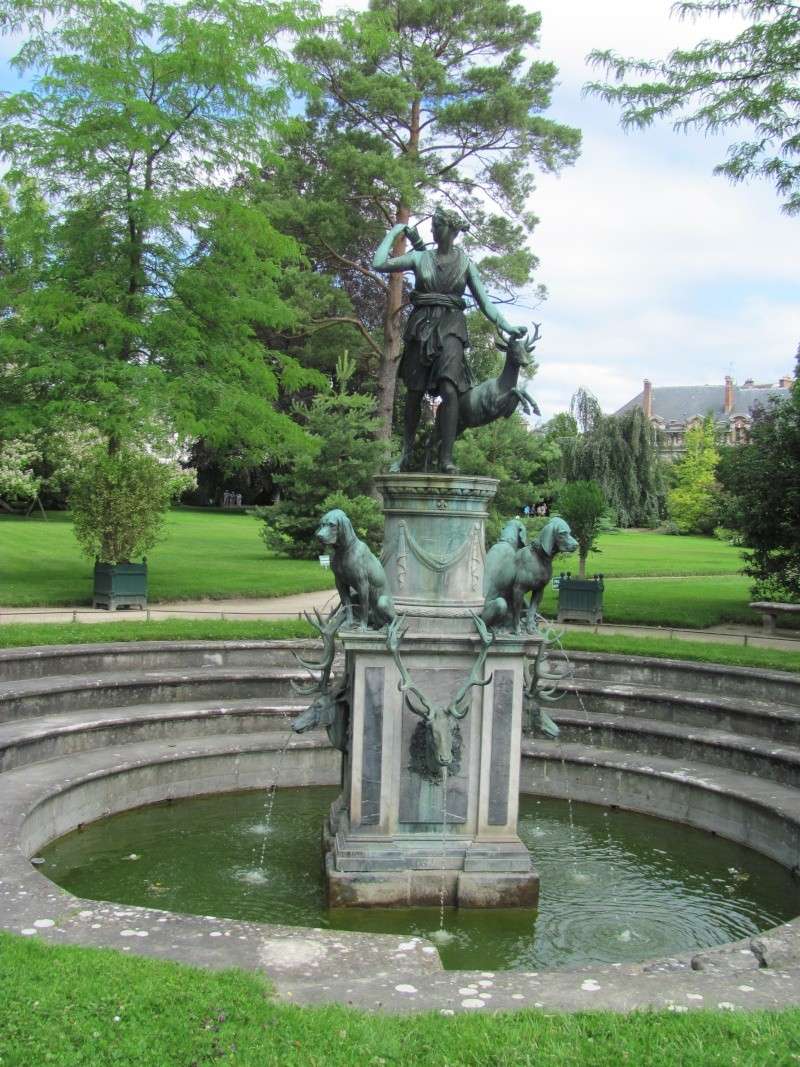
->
xmin=0 ymin=667 xmax=328 ymax=721
xmin=563 ymin=650 xmax=800 ymax=706
xmin=552 ymin=712 xmax=800 ymax=790
xmin=0 ymin=698 xmax=311 ymax=772
xmin=521 ymin=739 xmax=800 ymax=873
xmin=558 ymin=678 xmax=800 ymax=742
xmin=0 ymin=640 xmax=342 ymax=682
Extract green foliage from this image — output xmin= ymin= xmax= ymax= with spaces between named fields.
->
xmin=263 ymin=0 xmax=581 ymax=431
xmin=719 ymin=364 xmax=800 ymax=600
xmin=320 ymin=491 xmax=384 ymax=554
xmin=266 ymin=388 xmax=389 ymax=557
xmin=0 ymin=0 xmax=322 ymax=463
xmin=563 ymin=401 xmax=665 ymax=527
xmin=544 ymin=410 xmax=579 ymax=443
xmin=556 ymin=480 xmax=606 ymax=577
xmin=587 ymin=0 xmax=800 ymax=215
xmin=258 ymin=520 xmax=295 ymax=557
xmin=713 ymin=525 xmax=744 ymax=546
xmin=70 ymin=449 xmax=190 ymax=564
xmin=667 ymin=416 xmax=722 ymax=534
xmin=455 ymin=412 xmax=561 ymax=529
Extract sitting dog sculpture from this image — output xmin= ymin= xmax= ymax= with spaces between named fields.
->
xmin=316 ymin=508 xmax=395 ymax=630
xmin=482 ymin=515 xmax=578 ymax=633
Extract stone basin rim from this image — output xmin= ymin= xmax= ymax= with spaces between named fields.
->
xmin=3 ymin=737 xmax=800 ymax=1012
xmin=3 ymin=640 xmax=800 ymax=1013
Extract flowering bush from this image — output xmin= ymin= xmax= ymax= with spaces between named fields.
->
xmin=0 ymin=439 xmax=41 ymax=504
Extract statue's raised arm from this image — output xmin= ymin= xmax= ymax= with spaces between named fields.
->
xmin=374 ymin=206 xmax=530 ymax=475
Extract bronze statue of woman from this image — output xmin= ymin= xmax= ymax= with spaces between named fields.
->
xmin=373 ymin=206 xmax=526 ymax=474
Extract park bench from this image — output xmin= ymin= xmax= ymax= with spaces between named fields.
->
xmin=749 ymin=600 xmax=800 ymax=633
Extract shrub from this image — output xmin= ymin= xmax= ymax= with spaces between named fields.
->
xmin=555 ymin=479 xmax=606 ymax=577
xmin=70 ymin=448 xmax=192 ymax=564
xmin=259 ymin=521 xmax=294 ymax=557
xmin=257 ymin=492 xmax=384 ymax=559
xmin=713 ymin=525 xmax=744 ymax=546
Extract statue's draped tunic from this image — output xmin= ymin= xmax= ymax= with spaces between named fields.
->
xmin=400 ymin=248 xmax=474 ymax=396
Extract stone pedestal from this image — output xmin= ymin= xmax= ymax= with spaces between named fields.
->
xmin=324 ymin=473 xmax=540 ymax=908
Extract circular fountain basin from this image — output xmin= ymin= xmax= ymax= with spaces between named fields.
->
xmin=40 ymin=787 xmax=800 ymax=972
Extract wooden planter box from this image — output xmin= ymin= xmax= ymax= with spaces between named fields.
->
xmin=92 ymin=561 xmax=148 ymax=611
xmin=556 ymin=574 xmax=604 ymax=625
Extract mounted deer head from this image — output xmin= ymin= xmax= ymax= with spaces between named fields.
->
xmin=386 ymin=614 xmax=494 ymax=769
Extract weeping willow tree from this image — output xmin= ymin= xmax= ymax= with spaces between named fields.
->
xmin=562 ymin=389 xmax=665 ymax=528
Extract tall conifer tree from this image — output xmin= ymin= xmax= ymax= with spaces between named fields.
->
xmin=270 ymin=0 xmax=580 ymax=437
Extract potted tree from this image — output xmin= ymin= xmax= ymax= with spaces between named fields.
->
xmin=70 ymin=447 xmax=192 ymax=610
xmin=555 ymin=480 xmax=606 ymax=625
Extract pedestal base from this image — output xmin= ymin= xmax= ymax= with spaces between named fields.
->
xmin=324 ymin=809 xmax=539 ymax=909
xmin=311 ymin=472 xmax=544 ymax=910
xmin=326 ymin=854 xmax=539 ymax=909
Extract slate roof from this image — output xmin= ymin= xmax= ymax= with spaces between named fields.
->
xmin=615 ymin=383 xmax=790 ymax=424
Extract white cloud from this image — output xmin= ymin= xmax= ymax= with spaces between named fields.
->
xmin=512 ymin=0 xmax=799 ymax=419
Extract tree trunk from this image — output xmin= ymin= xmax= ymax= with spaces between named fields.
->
xmin=375 ymin=99 xmax=419 ymax=441
xmin=579 ymin=553 xmax=587 ymax=578
xmin=375 ymin=217 xmax=409 ymax=440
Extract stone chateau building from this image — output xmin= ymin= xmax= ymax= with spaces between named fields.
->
xmin=615 ymin=374 xmax=793 ymax=459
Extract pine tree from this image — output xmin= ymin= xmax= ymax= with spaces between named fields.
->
xmin=267 ymin=0 xmax=580 ymax=435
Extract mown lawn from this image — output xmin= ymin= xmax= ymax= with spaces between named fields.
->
xmin=1 ymin=932 xmax=799 ymax=1067
xmin=0 ymin=512 xmax=767 ymax=628
xmin=540 ymin=575 xmax=757 ymax=629
xmin=567 ymin=529 xmax=744 ymax=578
xmin=0 ymin=510 xmax=335 ymax=607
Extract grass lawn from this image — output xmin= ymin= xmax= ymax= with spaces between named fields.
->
xmin=571 ymin=529 xmax=744 ymax=578
xmin=0 ymin=509 xmax=335 ymax=607
xmin=0 ymin=512 xmax=768 ymax=629
xmin=540 ymin=575 xmax=757 ymax=629
xmin=1 ymin=618 xmax=798 ymax=674
xmin=2 ymin=933 xmax=799 ymax=1067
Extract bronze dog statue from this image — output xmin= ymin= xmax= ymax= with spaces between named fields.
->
xmin=482 ymin=516 xmax=578 ymax=632
xmin=316 ymin=508 xmax=395 ymax=630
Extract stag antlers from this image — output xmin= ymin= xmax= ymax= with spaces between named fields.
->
xmin=291 ymin=604 xmax=346 ymax=696
xmin=385 ymin=613 xmax=495 ymax=721
xmin=522 ymin=640 xmax=571 ymax=704
xmin=495 ymin=322 xmax=541 ymax=364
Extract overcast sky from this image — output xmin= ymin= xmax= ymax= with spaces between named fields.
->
xmin=511 ymin=1 xmax=798 ymax=420
xmin=2 ymin=1 xmax=796 ymax=422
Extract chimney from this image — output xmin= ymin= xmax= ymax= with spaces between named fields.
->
xmin=780 ymin=375 xmax=793 ymax=388
xmin=642 ymin=379 xmax=652 ymax=419
xmin=724 ymin=375 xmax=734 ymax=415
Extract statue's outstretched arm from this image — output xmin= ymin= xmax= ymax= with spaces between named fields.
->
xmin=373 ymin=223 xmax=419 ymax=274
xmin=466 ymin=262 xmax=526 ymax=338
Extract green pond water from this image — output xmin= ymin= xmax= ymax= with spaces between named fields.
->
xmin=41 ymin=788 xmax=800 ymax=971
